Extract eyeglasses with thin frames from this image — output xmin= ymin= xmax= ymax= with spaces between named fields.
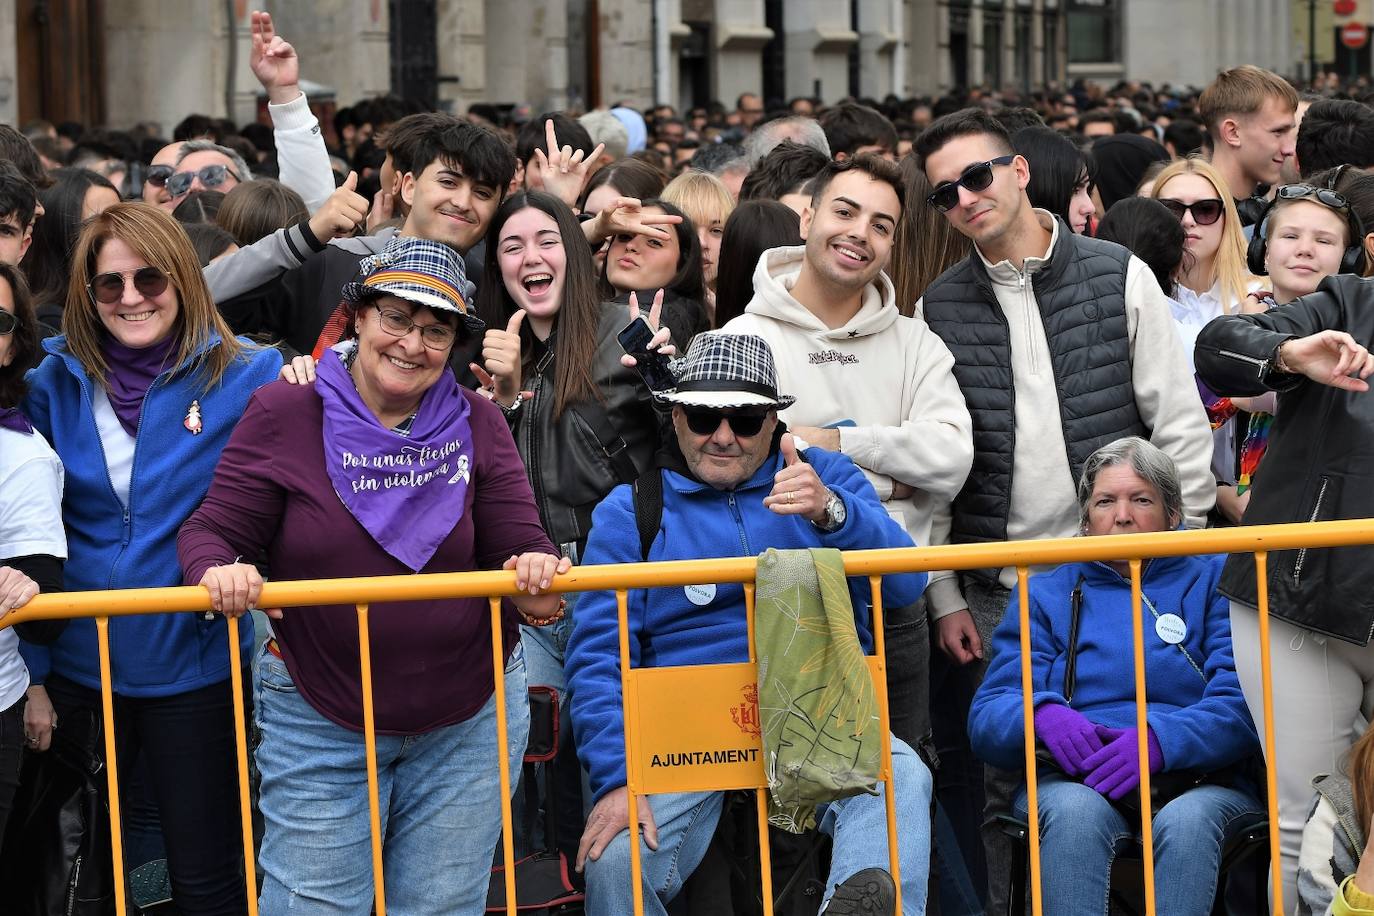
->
xmin=373 ymin=307 xmax=458 ymax=351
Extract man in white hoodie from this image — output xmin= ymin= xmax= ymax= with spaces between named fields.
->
xmin=723 ymin=155 xmax=975 ymax=760
xmin=915 ymin=107 xmax=1214 ymax=910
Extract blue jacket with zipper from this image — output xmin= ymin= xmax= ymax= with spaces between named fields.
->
xmin=20 ymin=335 xmax=282 ymax=697
xmin=566 ymin=444 xmax=927 ymax=803
xmin=969 ymin=554 xmax=1259 ymax=774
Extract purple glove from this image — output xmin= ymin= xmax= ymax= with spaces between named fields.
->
xmin=1082 ymin=725 xmax=1164 ymax=801
xmin=1033 ymin=703 xmax=1105 ymax=777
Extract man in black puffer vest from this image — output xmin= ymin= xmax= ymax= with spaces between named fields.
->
xmin=912 ymin=108 xmax=1215 ymax=911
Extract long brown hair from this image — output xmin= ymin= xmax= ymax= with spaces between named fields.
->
xmin=1347 ymin=720 xmax=1374 ymax=832
xmin=0 ymin=263 xmax=40 ymax=407
xmin=890 ymin=153 xmax=972 ymax=315
xmin=475 ymin=191 xmax=603 ymax=418
xmin=62 ymin=201 xmax=245 ymax=390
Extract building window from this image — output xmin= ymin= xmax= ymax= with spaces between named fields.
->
xmin=1043 ymin=8 xmax=1061 ymax=83
xmin=983 ymin=10 xmax=1003 ymax=87
xmin=1067 ymin=0 xmax=1120 ymax=64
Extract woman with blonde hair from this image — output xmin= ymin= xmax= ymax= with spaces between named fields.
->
xmin=1150 ymin=156 xmax=1259 ymax=523
xmin=661 ymin=169 xmax=734 ymax=321
xmin=21 ymin=202 xmax=281 ymax=913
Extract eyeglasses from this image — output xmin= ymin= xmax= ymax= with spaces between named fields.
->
xmin=374 ymin=307 xmax=457 ymax=350
xmin=926 ymin=155 xmax=1017 ymax=212
xmin=143 ymin=164 xmax=175 ymax=189
xmin=1275 ymin=183 xmax=1351 ymax=213
xmin=166 ymin=164 xmax=241 ymax=199
xmin=0 ymin=310 xmax=15 ymax=335
xmin=87 ymin=266 xmax=170 ymax=305
xmin=682 ymin=408 xmax=769 ymax=438
xmin=1158 ymin=198 xmax=1225 ymax=226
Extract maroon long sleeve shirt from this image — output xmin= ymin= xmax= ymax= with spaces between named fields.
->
xmin=179 ymin=380 xmax=555 ymax=735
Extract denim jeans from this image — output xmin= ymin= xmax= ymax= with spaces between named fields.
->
xmin=254 ymin=641 xmax=530 ymax=915
xmin=1013 ymin=772 xmax=1265 ymax=916
xmin=584 ymin=735 xmax=933 ymax=916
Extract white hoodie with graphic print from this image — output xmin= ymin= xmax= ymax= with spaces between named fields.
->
xmin=724 ymin=245 xmax=974 ymax=612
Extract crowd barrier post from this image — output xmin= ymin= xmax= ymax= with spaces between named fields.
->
xmin=1254 ymin=551 xmax=1284 ymax=915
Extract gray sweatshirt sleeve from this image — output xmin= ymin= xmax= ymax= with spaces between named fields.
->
xmin=269 ymin=92 xmax=337 ymax=212
xmin=204 ymin=219 xmax=324 ymax=303
xmin=1124 ymin=256 xmax=1216 ymax=527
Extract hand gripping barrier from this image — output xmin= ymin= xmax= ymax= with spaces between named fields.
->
xmin=6 ymin=519 xmax=1374 ymax=915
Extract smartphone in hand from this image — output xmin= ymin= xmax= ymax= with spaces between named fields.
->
xmin=617 ymin=317 xmax=676 ymax=392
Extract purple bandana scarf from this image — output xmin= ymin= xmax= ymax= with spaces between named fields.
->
xmin=101 ymin=336 xmax=177 ymax=437
xmin=316 ymin=350 xmax=475 ymax=571
xmin=0 ymin=407 xmax=32 ymax=435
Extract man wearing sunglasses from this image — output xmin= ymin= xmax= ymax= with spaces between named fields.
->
xmin=168 ymin=140 xmax=252 ymax=203
xmin=567 ymin=332 xmax=933 ymax=916
xmin=914 ymin=106 xmax=1215 ymax=913
xmin=723 ymin=155 xmax=973 ymax=763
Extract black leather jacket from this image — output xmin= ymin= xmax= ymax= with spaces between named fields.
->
xmin=1195 ymin=274 xmax=1374 ymax=645
xmin=509 ymin=303 xmax=661 ymax=560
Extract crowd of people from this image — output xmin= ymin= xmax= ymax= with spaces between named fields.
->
xmin=6 ymin=9 xmax=1374 ymax=916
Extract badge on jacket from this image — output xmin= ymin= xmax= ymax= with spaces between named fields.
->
xmin=184 ymin=400 xmax=203 ymax=435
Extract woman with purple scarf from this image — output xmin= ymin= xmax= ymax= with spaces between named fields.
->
xmin=178 ymin=237 xmax=567 ymax=915
xmin=20 ymin=202 xmax=283 ymax=913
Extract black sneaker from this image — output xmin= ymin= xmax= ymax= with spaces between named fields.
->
xmin=824 ymin=867 xmax=897 ymax=914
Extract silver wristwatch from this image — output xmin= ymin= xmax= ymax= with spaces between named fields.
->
xmin=815 ymin=489 xmax=847 ymax=532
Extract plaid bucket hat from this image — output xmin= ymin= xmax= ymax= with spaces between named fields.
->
xmin=656 ymin=332 xmax=796 ymax=410
xmin=342 ymin=237 xmax=484 ymax=333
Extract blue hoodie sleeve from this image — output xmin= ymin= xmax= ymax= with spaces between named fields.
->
xmin=1146 ymin=561 xmax=1260 ymax=771
xmin=968 ymin=579 xmax=1071 ymax=771
xmin=565 ymin=482 xmax=646 ymax=803
xmin=809 ymin=449 xmax=926 ymax=610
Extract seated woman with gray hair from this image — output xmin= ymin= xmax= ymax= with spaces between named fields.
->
xmin=968 ymin=437 xmax=1263 ymax=915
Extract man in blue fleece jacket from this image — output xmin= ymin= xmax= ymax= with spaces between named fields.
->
xmin=565 ymin=333 xmax=932 ymax=915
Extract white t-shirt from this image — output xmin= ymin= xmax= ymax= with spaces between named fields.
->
xmin=0 ymin=425 xmax=66 ymax=711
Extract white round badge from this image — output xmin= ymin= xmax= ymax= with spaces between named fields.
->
xmin=685 ymin=583 xmax=716 ymax=606
xmin=1155 ymin=613 xmax=1187 ymax=645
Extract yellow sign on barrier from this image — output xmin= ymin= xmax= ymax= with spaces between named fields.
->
xmin=627 ymin=658 xmax=885 ymax=795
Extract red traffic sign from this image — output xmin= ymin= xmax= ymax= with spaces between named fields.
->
xmin=1335 ymin=0 xmax=1356 ymax=16
xmin=1343 ymin=22 xmax=1369 ymax=49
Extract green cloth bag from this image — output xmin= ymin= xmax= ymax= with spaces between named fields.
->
xmin=754 ymin=547 xmax=881 ymax=833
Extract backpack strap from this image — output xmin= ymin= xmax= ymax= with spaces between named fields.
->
xmin=632 ymin=470 xmax=664 ymax=561
xmin=569 ymin=400 xmax=641 ymax=486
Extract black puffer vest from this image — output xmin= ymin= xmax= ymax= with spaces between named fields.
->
xmin=921 ymin=220 xmax=1147 ymax=551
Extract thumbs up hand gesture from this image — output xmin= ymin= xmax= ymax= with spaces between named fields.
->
xmin=308 ymin=171 xmax=369 ymax=242
xmin=764 ymin=434 xmax=831 ymax=523
xmin=476 ymin=309 xmax=527 ymax=406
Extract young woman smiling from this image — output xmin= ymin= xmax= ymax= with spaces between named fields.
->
xmin=473 ymin=190 xmax=664 ymax=860
xmin=598 ymin=197 xmax=709 ymax=349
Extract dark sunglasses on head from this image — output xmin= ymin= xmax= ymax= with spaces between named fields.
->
xmin=683 ymin=408 xmax=769 ymax=438
xmin=87 ymin=266 xmax=170 ymax=305
xmin=1275 ymin=183 xmax=1351 ymax=213
xmin=143 ymin=164 xmax=175 ymax=188
xmin=927 ymin=155 xmax=1017 ymax=212
xmin=0 ymin=310 xmax=15 ymax=335
xmin=1158 ymin=197 xmax=1225 ymax=226
xmin=166 ymin=164 xmax=240 ymax=199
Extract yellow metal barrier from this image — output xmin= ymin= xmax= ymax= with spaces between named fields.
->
xmin=6 ymin=518 xmax=1374 ymax=914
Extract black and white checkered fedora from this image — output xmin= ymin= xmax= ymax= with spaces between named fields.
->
xmin=342 ymin=237 xmax=484 ymax=333
xmin=656 ymin=332 xmax=796 ymax=410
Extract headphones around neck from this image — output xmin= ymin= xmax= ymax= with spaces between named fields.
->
xmin=1246 ymin=165 xmax=1368 ymax=278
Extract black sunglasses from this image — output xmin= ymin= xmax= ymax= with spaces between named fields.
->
xmin=143 ymin=164 xmax=175 ymax=188
xmin=1275 ymin=184 xmax=1351 ymax=213
xmin=927 ymin=155 xmax=1016 ymax=212
xmin=0 ymin=310 xmax=15 ymax=335
xmin=167 ymin=164 xmax=241 ymax=199
xmin=683 ymin=408 xmax=769 ymax=438
xmin=87 ymin=266 xmax=170 ymax=305
xmin=1158 ymin=198 xmax=1225 ymax=226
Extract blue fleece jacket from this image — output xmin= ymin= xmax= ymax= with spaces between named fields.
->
xmin=969 ymin=554 xmax=1259 ymax=774
xmin=566 ymin=445 xmax=926 ymax=803
xmin=20 ymin=336 xmax=282 ymax=697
